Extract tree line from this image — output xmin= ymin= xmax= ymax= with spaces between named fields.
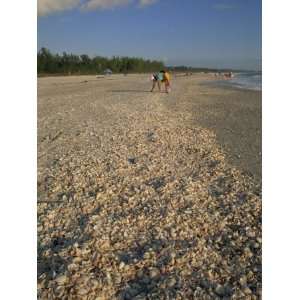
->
xmin=167 ymin=65 xmax=237 ymax=73
xmin=37 ymin=48 xmax=165 ymax=75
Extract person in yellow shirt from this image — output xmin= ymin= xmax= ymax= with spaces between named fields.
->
xmin=162 ymin=70 xmax=171 ymax=93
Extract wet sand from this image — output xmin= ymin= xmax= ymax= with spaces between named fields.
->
xmin=164 ymin=77 xmax=261 ymax=181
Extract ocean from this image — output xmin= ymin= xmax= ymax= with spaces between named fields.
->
xmin=216 ymin=71 xmax=262 ymax=91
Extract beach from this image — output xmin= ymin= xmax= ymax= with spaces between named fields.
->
xmin=38 ymin=73 xmax=261 ymax=299
xmin=165 ymin=77 xmax=262 ymax=180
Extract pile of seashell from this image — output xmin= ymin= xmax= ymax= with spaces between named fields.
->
xmin=38 ymin=90 xmax=261 ymax=299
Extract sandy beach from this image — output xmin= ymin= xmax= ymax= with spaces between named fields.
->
xmin=38 ymin=73 xmax=261 ymax=299
xmin=165 ymin=77 xmax=262 ymax=180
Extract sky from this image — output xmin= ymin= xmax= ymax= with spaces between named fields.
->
xmin=37 ymin=0 xmax=261 ymax=70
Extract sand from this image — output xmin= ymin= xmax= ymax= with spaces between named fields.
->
xmin=38 ymin=74 xmax=261 ymax=179
xmin=164 ymin=77 xmax=261 ymax=181
xmin=38 ymin=73 xmax=261 ymax=299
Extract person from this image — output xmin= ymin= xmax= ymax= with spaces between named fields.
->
xmin=150 ymin=72 xmax=162 ymax=92
xmin=162 ymin=70 xmax=171 ymax=93
xmin=150 ymin=70 xmax=171 ymax=93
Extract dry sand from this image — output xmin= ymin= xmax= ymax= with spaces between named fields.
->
xmin=38 ymin=73 xmax=261 ymax=299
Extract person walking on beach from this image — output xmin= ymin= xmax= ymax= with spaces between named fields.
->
xmin=162 ymin=70 xmax=171 ymax=93
xmin=150 ymin=70 xmax=171 ymax=93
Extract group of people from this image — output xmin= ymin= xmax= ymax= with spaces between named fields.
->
xmin=150 ymin=70 xmax=171 ymax=93
xmin=214 ymin=71 xmax=234 ymax=79
xmin=224 ymin=72 xmax=234 ymax=79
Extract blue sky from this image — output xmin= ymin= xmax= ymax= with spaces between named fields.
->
xmin=38 ymin=0 xmax=261 ymax=70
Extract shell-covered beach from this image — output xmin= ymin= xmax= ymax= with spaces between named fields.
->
xmin=37 ymin=73 xmax=261 ymax=299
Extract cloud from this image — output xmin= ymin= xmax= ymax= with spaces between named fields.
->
xmin=38 ymin=0 xmax=81 ymax=16
xmin=138 ymin=0 xmax=158 ymax=7
xmin=213 ymin=3 xmax=237 ymax=10
xmin=81 ymin=0 xmax=132 ymax=11
xmin=38 ymin=0 xmax=159 ymax=16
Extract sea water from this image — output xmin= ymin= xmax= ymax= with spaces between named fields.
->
xmin=221 ymin=71 xmax=262 ymax=91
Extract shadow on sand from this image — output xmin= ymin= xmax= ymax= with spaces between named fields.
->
xmin=111 ymin=90 xmax=151 ymax=93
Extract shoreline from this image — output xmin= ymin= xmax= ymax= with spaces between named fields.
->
xmin=203 ymin=78 xmax=262 ymax=92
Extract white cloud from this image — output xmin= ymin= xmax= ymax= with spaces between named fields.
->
xmin=38 ymin=0 xmax=159 ymax=16
xmin=38 ymin=0 xmax=81 ymax=16
xmin=138 ymin=0 xmax=158 ymax=7
xmin=81 ymin=0 xmax=132 ymax=11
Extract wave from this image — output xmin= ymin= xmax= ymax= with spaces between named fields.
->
xmin=221 ymin=72 xmax=262 ymax=91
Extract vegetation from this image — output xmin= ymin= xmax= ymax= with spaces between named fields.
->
xmin=37 ymin=48 xmax=165 ymax=75
xmin=37 ymin=48 xmax=240 ymax=76
xmin=167 ymin=66 xmax=238 ymax=73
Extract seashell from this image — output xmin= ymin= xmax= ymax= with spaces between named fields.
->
xmin=67 ymin=263 xmax=78 ymax=272
xmin=54 ymin=285 xmax=65 ymax=298
xmin=166 ymin=277 xmax=177 ymax=288
xmin=77 ymin=288 xmax=88 ymax=296
xmin=149 ymin=268 xmax=160 ymax=279
xmin=119 ymin=262 xmax=125 ymax=269
xmin=89 ymin=279 xmax=99 ymax=290
xmin=239 ymin=275 xmax=247 ymax=287
xmin=37 ymin=83 xmax=262 ymax=300
xmin=55 ymin=275 xmax=68 ymax=285
xmin=244 ymin=287 xmax=252 ymax=295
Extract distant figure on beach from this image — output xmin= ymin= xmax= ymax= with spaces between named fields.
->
xmin=224 ymin=72 xmax=233 ymax=79
xmin=150 ymin=70 xmax=171 ymax=93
